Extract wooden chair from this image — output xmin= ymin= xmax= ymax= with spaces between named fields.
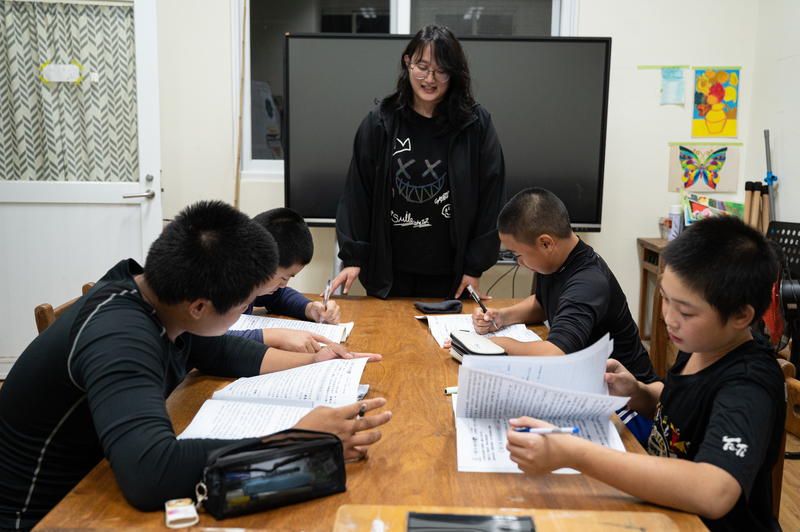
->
xmin=772 ymin=359 xmax=800 ymax=518
xmin=648 ymin=274 xmax=669 ymax=378
xmin=34 ymin=283 xmax=95 ymax=334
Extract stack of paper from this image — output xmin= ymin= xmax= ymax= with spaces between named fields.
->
xmin=452 ymin=334 xmax=629 ymax=473
xmin=229 ymin=314 xmax=354 ymax=343
xmin=418 ymin=314 xmax=542 ymax=348
xmin=178 ymin=358 xmax=368 ymax=440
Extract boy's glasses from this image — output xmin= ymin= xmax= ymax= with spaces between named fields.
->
xmin=410 ymin=64 xmax=450 ymax=83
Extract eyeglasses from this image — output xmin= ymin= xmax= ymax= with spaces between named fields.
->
xmin=410 ymin=63 xmax=450 ymax=83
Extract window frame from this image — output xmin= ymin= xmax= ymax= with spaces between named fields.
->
xmin=230 ymin=0 xmax=578 ymax=182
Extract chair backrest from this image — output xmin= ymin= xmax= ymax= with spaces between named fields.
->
xmin=648 ymin=274 xmax=669 ymax=378
xmin=772 ymin=359 xmax=800 ymax=518
xmin=34 ymin=283 xmax=95 ymax=334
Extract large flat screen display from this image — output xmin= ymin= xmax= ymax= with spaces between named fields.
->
xmin=284 ymin=34 xmax=611 ymax=230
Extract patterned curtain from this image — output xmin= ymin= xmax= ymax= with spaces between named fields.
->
xmin=0 ymin=2 xmax=138 ymax=182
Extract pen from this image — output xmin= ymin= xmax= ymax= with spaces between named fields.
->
xmin=444 ymin=386 xmax=458 ymax=395
xmin=466 ymin=285 xmax=498 ymax=330
xmin=357 ymin=403 xmax=367 ymax=419
xmin=321 ymin=279 xmax=331 ymax=324
xmin=514 ymin=426 xmax=580 ymax=434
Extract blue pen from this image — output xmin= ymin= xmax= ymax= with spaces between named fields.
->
xmin=321 ymin=280 xmax=332 ymax=324
xmin=514 ymin=426 xmax=579 ymax=434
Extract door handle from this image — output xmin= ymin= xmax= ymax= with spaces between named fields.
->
xmin=123 ymin=189 xmax=156 ymax=199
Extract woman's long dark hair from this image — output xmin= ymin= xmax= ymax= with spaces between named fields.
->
xmin=392 ymin=25 xmax=475 ymax=132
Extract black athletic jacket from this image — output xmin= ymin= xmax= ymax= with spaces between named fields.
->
xmin=336 ymin=96 xmax=506 ymax=299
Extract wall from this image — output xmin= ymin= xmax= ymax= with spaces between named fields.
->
xmin=158 ymin=1 xmax=800 ymax=314
xmin=576 ymin=0 xmax=760 ymax=323
xmin=157 ymin=0 xmax=237 ymax=218
xmin=744 ymin=0 xmax=800 ymax=226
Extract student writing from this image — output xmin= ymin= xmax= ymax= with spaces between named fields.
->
xmin=227 ymin=208 xmax=341 ymax=353
xmin=0 ymin=201 xmax=391 ymax=531
xmin=448 ymin=188 xmax=658 ymax=384
xmin=506 ymin=215 xmax=785 ymax=532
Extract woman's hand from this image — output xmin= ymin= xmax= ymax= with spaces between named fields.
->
xmin=454 ymin=274 xmax=490 ymax=300
xmin=292 ymin=398 xmax=392 ymax=461
xmin=329 ymin=267 xmax=360 ymax=295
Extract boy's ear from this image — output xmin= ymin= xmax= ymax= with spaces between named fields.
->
xmin=729 ymin=304 xmax=755 ymax=330
xmin=538 ymin=234 xmax=556 ymax=251
xmin=187 ymin=299 xmax=210 ymax=320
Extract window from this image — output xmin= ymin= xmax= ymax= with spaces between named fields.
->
xmin=232 ymin=0 xmax=576 ymax=180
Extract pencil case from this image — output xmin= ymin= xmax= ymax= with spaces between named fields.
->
xmin=195 ymin=429 xmax=346 ymax=520
xmin=449 ymin=330 xmax=506 ymax=362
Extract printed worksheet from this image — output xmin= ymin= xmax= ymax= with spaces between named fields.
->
xmin=451 ymin=334 xmax=629 ymax=473
xmin=417 ymin=314 xmax=541 ymax=347
xmin=229 ymin=314 xmax=354 ymax=343
xmin=178 ymin=358 xmax=369 ymax=440
xmin=212 ymin=357 xmax=368 ymax=408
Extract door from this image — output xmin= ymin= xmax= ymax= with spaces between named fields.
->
xmin=0 ymin=0 xmax=162 ymax=377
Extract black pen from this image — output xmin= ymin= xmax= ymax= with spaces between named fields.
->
xmin=466 ymin=285 xmax=499 ymax=330
xmin=357 ymin=403 xmax=367 ymax=420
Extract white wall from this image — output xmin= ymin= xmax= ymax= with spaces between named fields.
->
xmin=156 ymin=0 xmax=798 ymax=312
xmin=577 ymin=0 xmax=760 ymax=322
xmin=157 ymin=0 xmax=237 ymax=217
xmin=744 ymin=0 xmax=800 ymax=225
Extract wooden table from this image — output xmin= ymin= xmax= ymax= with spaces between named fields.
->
xmin=34 ymin=297 xmax=706 ymax=531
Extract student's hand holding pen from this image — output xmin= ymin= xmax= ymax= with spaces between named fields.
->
xmin=506 ymin=417 xmax=583 ymax=475
xmin=313 ymin=342 xmax=382 ymax=363
xmin=472 ymin=306 xmax=503 ymax=334
xmin=293 ymin=398 xmax=392 ymax=461
xmin=306 ymin=300 xmax=341 ymax=325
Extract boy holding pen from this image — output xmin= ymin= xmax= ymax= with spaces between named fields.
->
xmin=507 ymin=215 xmax=785 ymax=531
xmin=227 ymin=208 xmax=341 ymax=353
xmin=467 ymin=188 xmax=658 ymax=384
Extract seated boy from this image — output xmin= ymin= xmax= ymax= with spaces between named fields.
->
xmin=463 ymin=187 xmax=658 ymax=384
xmin=227 ymin=208 xmax=341 ymax=353
xmin=0 ymin=201 xmax=391 ymax=531
xmin=506 ymin=215 xmax=785 ymax=531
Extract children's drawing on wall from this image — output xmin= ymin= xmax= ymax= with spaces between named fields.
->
xmin=661 ymin=68 xmax=685 ymax=105
xmin=668 ymin=143 xmax=739 ymax=192
xmin=692 ymin=68 xmax=739 ymax=137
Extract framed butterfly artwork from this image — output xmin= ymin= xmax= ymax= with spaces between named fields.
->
xmin=667 ymin=143 xmax=740 ymax=192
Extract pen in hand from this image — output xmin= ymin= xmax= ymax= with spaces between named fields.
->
xmin=466 ymin=285 xmax=499 ymax=330
xmin=321 ymin=279 xmax=332 ymax=324
xmin=514 ymin=426 xmax=579 ymax=434
xmin=357 ymin=403 xmax=367 ymax=420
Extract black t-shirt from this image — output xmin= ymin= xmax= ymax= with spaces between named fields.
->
xmin=390 ymin=110 xmax=454 ymax=274
xmin=536 ymin=239 xmax=659 ymax=383
xmin=647 ymin=335 xmax=785 ymax=532
xmin=0 ymin=260 xmax=265 ymax=528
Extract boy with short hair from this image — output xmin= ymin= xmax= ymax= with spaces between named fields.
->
xmin=227 ymin=208 xmax=341 ymax=353
xmin=468 ymin=188 xmax=658 ymax=384
xmin=0 ymin=201 xmax=390 ymax=530
xmin=506 ymin=215 xmax=785 ymax=531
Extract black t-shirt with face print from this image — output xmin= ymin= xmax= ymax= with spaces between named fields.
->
xmin=390 ymin=110 xmax=454 ymax=274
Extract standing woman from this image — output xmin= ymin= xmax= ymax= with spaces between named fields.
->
xmin=332 ymin=25 xmax=506 ymax=300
